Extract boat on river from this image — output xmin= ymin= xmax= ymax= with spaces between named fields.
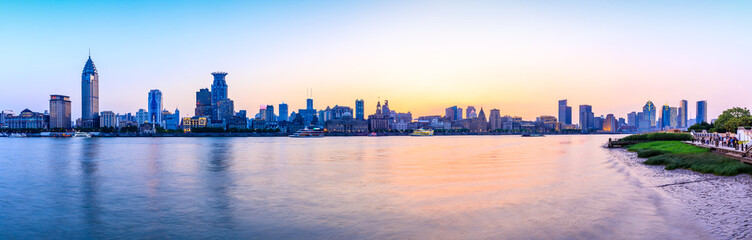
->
xmin=410 ymin=128 xmax=434 ymax=136
xmin=290 ymin=127 xmax=325 ymax=138
xmin=521 ymin=133 xmax=545 ymax=137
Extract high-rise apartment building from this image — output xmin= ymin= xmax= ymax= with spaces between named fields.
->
xmin=148 ymin=89 xmax=163 ymax=125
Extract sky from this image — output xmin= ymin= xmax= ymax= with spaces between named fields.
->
xmin=1 ymin=0 xmax=751 ymax=122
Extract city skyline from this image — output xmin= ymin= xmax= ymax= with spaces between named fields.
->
xmin=2 ymin=1 xmax=751 ymax=120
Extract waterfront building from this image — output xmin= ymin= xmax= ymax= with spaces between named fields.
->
xmin=469 ymin=108 xmax=487 ymax=132
xmin=0 ymin=110 xmax=14 ymax=128
xmin=558 ymin=100 xmax=572 ymax=125
xmin=456 ymin=107 xmax=463 ymax=120
xmin=5 ymin=109 xmax=48 ymax=129
xmin=148 ymin=89 xmax=163 ymax=125
xmin=331 ymin=106 xmax=353 ymax=120
xmin=660 ymin=104 xmax=671 ymax=129
xmin=679 ymin=100 xmax=688 ymax=128
xmin=49 ymin=95 xmax=71 ymax=129
xmin=636 ymin=112 xmax=644 ymax=130
xmin=355 ymin=99 xmax=364 ymax=120
xmin=603 ymin=114 xmax=617 ymax=132
xmin=697 ymin=100 xmax=708 ymax=124
xmin=99 ymin=111 xmax=117 ymax=128
xmin=81 ymin=55 xmax=99 ymax=128
xmin=195 ymin=88 xmax=212 ymax=117
xmin=536 ymin=115 xmax=558 ymax=132
xmin=265 ymin=105 xmax=275 ymax=122
xmin=368 ymin=101 xmax=391 ymax=131
xmin=579 ymin=105 xmax=594 ymax=131
xmin=445 ymin=106 xmax=458 ymax=122
xmin=136 ymin=109 xmax=149 ymax=124
xmin=642 ymin=101 xmax=657 ymax=129
xmin=181 ymin=116 xmax=208 ymax=132
xmin=466 ymin=106 xmax=477 ymax=119
xmin=278 ymin=103 xmax=288 ymax=122
xmin=163 ymin=109 xmax=181 ymax=130
xmin=326 ymin=113 xmax=369 ymax=133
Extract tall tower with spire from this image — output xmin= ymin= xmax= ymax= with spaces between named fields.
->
xmin=81 ymin=54 xmax=99 ymax=127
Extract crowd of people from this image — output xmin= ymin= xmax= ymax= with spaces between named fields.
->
xmin=693 ymin=135 xmax=750 ymax=152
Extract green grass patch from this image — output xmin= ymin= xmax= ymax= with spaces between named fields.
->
xmin=627 ymin=141 xmax=709 ymax=154
xmin=621 ymin=132 xmax=693 ymax=141
xmin=644 ymin=153 xmax=752 ymax=176
xmin=627 ymin=141 xmax=752 ymax=176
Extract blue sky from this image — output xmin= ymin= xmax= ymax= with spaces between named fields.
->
xmin=1 ymin=1 xmax=751 ymax=121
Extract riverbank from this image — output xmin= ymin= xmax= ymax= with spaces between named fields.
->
xmin=627 ymin=141 xmax=752 ymax=176
xmin=611 ymin=148 xmax=752 ymax=239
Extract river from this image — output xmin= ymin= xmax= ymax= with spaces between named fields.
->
xmin=0 ymin=135 xmax=737 ymax=239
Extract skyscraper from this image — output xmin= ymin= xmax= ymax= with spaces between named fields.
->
xmin=355 ymin=99 xmax=364 ymax=120
xmin=679 ymin=100 xmax=688 ymax=128
xmin=697 ymin=100 xmax=707 ymax=124
xmin=661 ymin=104 xmax=671 ymax=128
xmin=81 ymin=55 xmax=99 ymax=127
xmin=558 ymin=99 xmax=572 ymax=125
xmin=603 ymin=114 xmax=617 ymax=132
xmin=307 ymin=98 xmax=314 ymax=110
xmin=579 ymin=105 xmax=594 ymax=131
xmin=627 ymin=112 xmax=637 ymax=127
xmin=265 ymin=105 xmax=275 ymax=122
xmin=457 ymin=107 xmax=463 ymax=120
xmin=211 ymin=72 xmax=228 ymax=120
xmin=148 ymin=90 xmax=163 ymax=125
xmin=489 ymin=109 xmax=502 ymax=130
xmin=278 ymin=102 xmax=289 ymax=121
xmin=642 ymin=101 xmax=657 ymax=128
xmin=670 ymin=107 xmax=678 ymax=128
xmin=195 ymin=88 xmax=212 ymax=117
xmin=445 ymin=106 xmax=458 ymax=121
xmin=49 ymin=95 xmax=71 ymax=129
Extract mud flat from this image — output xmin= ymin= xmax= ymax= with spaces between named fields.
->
xmin=612 ymin=149 xmax=752 ymax=239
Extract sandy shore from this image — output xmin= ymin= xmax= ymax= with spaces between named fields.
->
xmin=612 ymin=149 xmax=752 ymax=240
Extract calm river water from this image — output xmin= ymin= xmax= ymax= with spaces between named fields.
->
xmin=0 ymin=135 xmax=713 ymax=239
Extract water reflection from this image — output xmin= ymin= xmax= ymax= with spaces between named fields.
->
xmin=203 ymin=138 xmax=236 ymax=237
xmin=79 ymin=138 xmax=101 ymax=239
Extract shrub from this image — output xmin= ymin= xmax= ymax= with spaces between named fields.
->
xmin=636 ymin=149 xmax=666 ymax=158
xmin=644 ymin=153 xmax=752 ymax=176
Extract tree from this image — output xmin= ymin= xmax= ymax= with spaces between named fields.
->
xmin=713 ymin=107 xmax=752 ymax=132
xmin=688 ymin=122 xmax=714 ymax=132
